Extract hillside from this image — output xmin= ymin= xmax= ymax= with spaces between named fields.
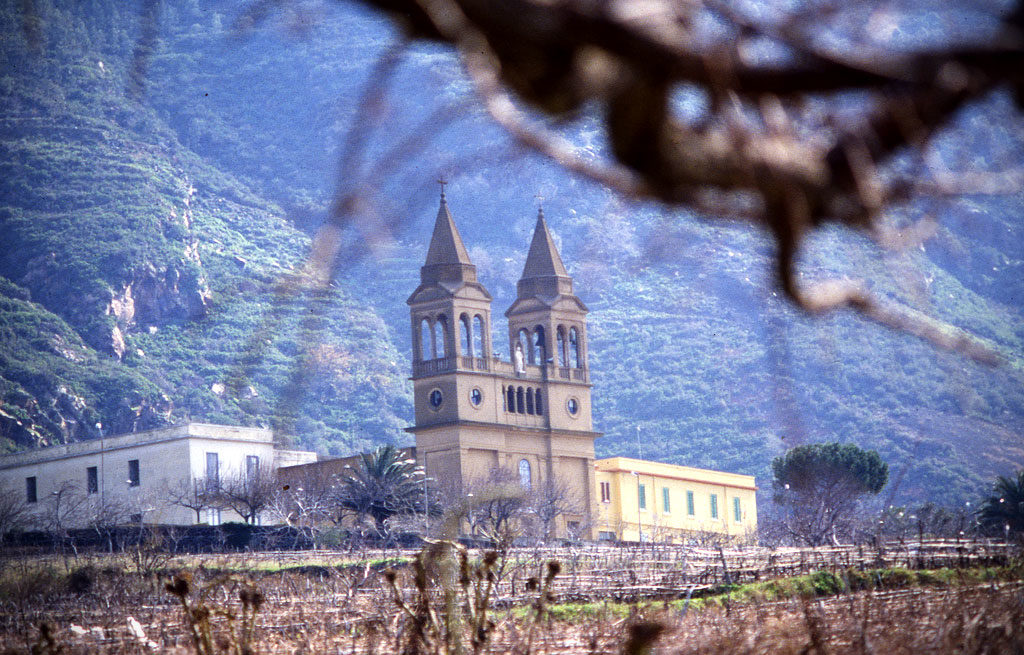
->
xmin=1 ymin=1 xmax=1022 ymax=505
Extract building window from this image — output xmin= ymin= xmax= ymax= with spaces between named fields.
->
xmin=518 ymin=459 xmax=531 ymax=489
xmin=710 ymin=494 xmax=719 ymax=519
xmin=534 ymin=389 xmax=543 ymax=415
xmin=128 ymin=460 xmax=140 ymax=487
xmin=206 ymin=508 xmax=221 ymax=526
xmin=638 ymin=484 xmax=647 ymax=510
xmin=600 ymin=481 xmax=611 ymax=503
xmin=87 ymin=466 xmax=98 ymax=494
xmin=25 ymin=477 xmax=37 ymax=503
xmin=206 ymin=452 xmax=219 ymax=491
xmin=662 ymin=487 xmax=671 ymax=513
xmin=246 ymin=455 xmax=260 ymax=479
xmin=686 ymin=490 xmax=695 ymax=516
xmin=598 ymin=531 xmax=616 ymax=541
xmin=130 ymin=513 xmax=143 ymax=524
xmin=734 ymin=497 xmax=742 ymax=522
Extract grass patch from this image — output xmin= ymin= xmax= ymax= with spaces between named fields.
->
xmin=542 ymin=563 xmax=1024 ymax=623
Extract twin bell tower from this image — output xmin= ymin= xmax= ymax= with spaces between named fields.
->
xmin=406 ymin=191 xmax=600 ymax=537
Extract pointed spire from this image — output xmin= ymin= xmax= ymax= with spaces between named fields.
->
xmin=516 ymin=207 xmax=573 ymax=299
xmin=521 ymin=207 xmax=568 ymax=279
xmin=420 ymin=190 xmax=477 ymax=284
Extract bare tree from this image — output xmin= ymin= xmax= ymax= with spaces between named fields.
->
xmin=529 ymin=477 xmax=582 ymax=542
xmin=82 ymin=494 xmax=133 ymax=552
xmin=217 ymin=464 xmax=279 ymax=525
xmin=0 ymin=483 xmax=30 ymax=544
xmin=465 ymin=468 xmax=530 ymax=549
xmin=270 ymin=468 xmax=335 ymax=548
xmin=37 ymin=481 xmax=87 ymax=551
xmin=166 ymin=477 xmax=216 ymax=524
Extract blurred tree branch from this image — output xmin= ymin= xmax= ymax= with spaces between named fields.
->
xmin=340 ymin=0 xmax=1023 ymax=361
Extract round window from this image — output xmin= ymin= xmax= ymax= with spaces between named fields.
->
xmin=566 ymin=397 xmax=579 ymax=416
xmin=470 ymin=388 xmax=483 ymax=406
xmin=429 ymin=389 xmax=443 ymax=409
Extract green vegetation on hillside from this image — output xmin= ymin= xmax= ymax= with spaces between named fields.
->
xmin=0 ymin=1 xmax=1021 ymax=507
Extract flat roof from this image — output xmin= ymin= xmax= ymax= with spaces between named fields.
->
xmin=0 ymin=422 xmax=274 ymax=470
xmin=595 ymin=456 xmax=757 ymax=491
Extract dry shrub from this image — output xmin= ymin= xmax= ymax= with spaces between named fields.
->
xmin=658 ymin=584 xmax=1024 ymax=655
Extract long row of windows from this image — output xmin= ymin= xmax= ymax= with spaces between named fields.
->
xmin=23 ymin=454 xmax=262 ymax=504
xmin=503 ymin=385 xmax=543 ymax=415
xmin=606 ymin=481 xmax=744 ymax=522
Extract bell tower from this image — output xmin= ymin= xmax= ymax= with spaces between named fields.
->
xmin=506 ymin=207 xmax=591 ymax=401
xmin=407 ymin=190 xmax=494 ymax=429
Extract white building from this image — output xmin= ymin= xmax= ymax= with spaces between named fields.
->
xmin=0 ymin=422 xmax=316 ymax=527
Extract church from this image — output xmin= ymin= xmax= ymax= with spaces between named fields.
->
xmin=405 ymin=191 xmax=757 ymax=542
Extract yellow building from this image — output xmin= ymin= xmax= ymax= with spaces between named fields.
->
xmin=594 ymin=457 xmax=757 ymax=543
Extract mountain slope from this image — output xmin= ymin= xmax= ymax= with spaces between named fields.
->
xmin=0 ymin=1 xmax=1021 ymax=506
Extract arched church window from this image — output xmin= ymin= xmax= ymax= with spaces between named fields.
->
xmin=435 ymin=315 xmax=448 ymax=358
xmin=569 ymin=327 xmax=580 ymax=368
xmin=526 ymin=388 xmax=534 ymax=414
xmin=516 ymin=387 xmax=525 ymax=414
xmin=533 ymin=326 xmax=546 ymax=364
xmin=534 ymin=389 xmax=543 ymax=415
xmin=518 ymin=329 xmax=531 ymax=365
xmin=473 ymin=315 xmax=485 ymax=359
xmin=518 ymin=459 xmax=531 ymax=489
xmin=507 ymin=386 xmax=515 ymax=413
xmin=556 ymin=326 xmax=567 ymax=367
xmin=460 ymin=314 xmax=472 ymax=357
xmin=420 ymin=319 xmax=432 ymax=361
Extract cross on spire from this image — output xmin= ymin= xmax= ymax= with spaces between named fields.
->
xmin=438 ymin=176 xmax=448 ymax=200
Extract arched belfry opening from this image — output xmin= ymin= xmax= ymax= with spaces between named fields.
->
xmin=533 ymin=325 xmax=546 ymax=364
xmin=460 ymin=313 xmax=472 ymax=357
xmin=569 ymin=327 xmax=581 ymax=369
xmin=473 ymin=315 xmax=485 ymax=359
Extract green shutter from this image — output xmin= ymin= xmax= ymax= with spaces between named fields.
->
xmin=710 ymin=494 xmax=718 ymax=519
xmin=733 ymin=497 xmax=742 ymax=522
xmin=638 ymin=484 xmax=646 ymax=510
xmin=686 ymin=490 xmax=695 ymax=516
xmin=662 ymin=487 xmax=670 ymax=513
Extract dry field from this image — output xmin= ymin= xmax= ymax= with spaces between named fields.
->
xmin=0 ymin=541 xmax=1020 ymax=654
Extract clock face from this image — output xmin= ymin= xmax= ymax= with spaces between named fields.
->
xmin=470 ymin=388 xmax=483 ymax=406
xmin=566 ymin=398 xmax=579 ymax=415
xmin=429 ymin=389 xmax=443 ymax=409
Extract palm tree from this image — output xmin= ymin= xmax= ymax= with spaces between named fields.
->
xmin=978 ymin=470 xmax=1024 ymax=538
xmin=336 ymin=445 xmax=425 ymax=535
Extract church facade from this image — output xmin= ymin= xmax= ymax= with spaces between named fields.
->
xmin=405 ymin=192 xmax=758 ymax=543
xmin=407 ymin=192 xmax=599 ymax=538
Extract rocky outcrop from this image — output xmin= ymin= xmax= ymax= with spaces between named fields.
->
xmin=105 ymin=262 xmax=211 ymax=332
xmin=0 ymin=386 xmax=95 ymax=448
xmin=19 ymin=252 xmax=211 ymax=359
